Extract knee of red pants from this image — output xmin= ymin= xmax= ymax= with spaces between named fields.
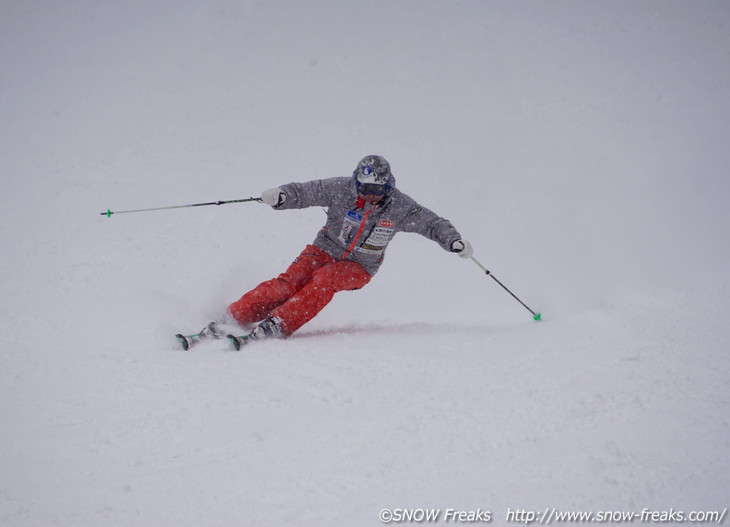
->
xmin=227 ymin=246 xmax=337 ymax=327
xmin=227 ymin=276 xmax=297 ymax=325
xmin=271 ymin=261 xmax=372 ymax=335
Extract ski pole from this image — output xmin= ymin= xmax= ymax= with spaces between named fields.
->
xmin=470 ymin=256 xmax=542 ymax=321
xmin=99 ymin=197 xmax=263 ymax=218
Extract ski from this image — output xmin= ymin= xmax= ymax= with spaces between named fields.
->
xmin=226 ymin=334 xmax=252 ymax=351
xmin=174 ymin=320 xmax=275 ymax=351
xmin=175 ymin=332 xmax=200 ymax=350
xmin=175 ymin=322 xmax=224 ymax=350
xmin=225 ymin=318 xmax=282 ymax=350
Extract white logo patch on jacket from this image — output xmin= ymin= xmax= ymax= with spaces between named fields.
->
xmin=338 ymin=210 xmax=363 ymax=244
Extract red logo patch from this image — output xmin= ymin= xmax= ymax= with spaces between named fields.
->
xmin=379 ymin=220 xmax=394 ymax=227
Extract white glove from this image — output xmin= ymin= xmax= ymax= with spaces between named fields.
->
xmin=451 ymin=239 xmax=474 ymax=259
xmin=261 ymin=187 xmax=285 ymax=207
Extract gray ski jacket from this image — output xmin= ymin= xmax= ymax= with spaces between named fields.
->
xmin=275 ymin=176 xmax=462 ymax=276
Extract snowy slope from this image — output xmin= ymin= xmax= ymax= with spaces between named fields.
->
xmin=2 ymin=1 xmax=730 ymax=526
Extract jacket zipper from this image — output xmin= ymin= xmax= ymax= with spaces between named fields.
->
xmin=342 ymin=208 xmax=373 ymax=259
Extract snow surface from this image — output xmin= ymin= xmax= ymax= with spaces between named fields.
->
xmin=2 ymin=1 xmax=730 ymax=526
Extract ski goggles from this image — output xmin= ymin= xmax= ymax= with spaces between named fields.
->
xmin=357 ymin=182 xmax=388 ymax=196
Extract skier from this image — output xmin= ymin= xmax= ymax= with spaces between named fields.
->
xmin=194 ymin=155 xmax=473 ymax=348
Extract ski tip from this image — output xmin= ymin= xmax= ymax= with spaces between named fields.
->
xmin=226 ymin=334 xmax=250 ymax=351
xmin=226 ymin=334 xmax=240 ymax=351
xmin=175 ymin=333 xmax=190 ymax=350
xmin=533 ymin=312 xmax=542 ymax=321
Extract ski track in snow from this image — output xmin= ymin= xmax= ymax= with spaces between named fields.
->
xmin=2 ymin=2 xmax=730 ymax=526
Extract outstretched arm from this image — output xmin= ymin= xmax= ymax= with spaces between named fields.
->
xmin=262 ymin=178 xmax=348 ymax=210
xmin=400 ymin=201 xmax=473 ymax=258
xmin=401 ymin=202 xmax=461 ymax=250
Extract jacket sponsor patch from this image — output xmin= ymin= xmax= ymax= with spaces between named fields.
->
xmin=347 ymin=210 xmax=364 ymax=222
xmin=338 ymin=210 xmax=364 ymax=244
xmin=357 ymin=225 xmax=395 ymax=255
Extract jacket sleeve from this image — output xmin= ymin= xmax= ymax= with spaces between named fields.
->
xmin=400 ymin=200 xmax=462 ymax=252
xmin=275 ymin=178 xmax=346 ymax=210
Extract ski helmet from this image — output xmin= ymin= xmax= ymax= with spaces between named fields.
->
xmin=353 ymin=155 xmax=393 ymax=196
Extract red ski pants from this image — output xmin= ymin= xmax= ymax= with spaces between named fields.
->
xmin=228 ymin=245 xmax=372 ymax=336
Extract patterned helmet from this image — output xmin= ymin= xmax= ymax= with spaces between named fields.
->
xmin=353 ymin=155 xmax=393 ymax=196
